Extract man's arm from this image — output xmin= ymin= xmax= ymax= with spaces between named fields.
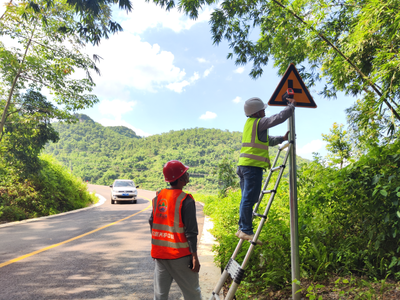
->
xmin=269 ymin=136 xmax=285 ymax=147
xmin=258 ymin=102 xmax=295 ymax=145
xmin=149 ymin=212 xmax=153 ymax=233
xmin=181 ymin=195 xmax=200 ymax=272
xmin=181 ymin=195 xmax=198 ymax=253
xmin=149 ymin=197 xmax=156 ymax=232
xmin=190 ymin=251 xmax=201 ymax=273
xmin=258 ymin=103 xmax=295 ymax=131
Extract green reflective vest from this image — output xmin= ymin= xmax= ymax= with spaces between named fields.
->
xmin=238 ymin=118 xmax=271 ymax=169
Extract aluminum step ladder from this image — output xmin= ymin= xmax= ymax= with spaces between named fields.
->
xmin=208 ymin=141 xmax=294 ymax=300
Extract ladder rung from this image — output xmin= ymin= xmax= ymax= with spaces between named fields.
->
xmin=225 ymin=258 xmax=245 ymax=284
xmin=271 ymin=165 xmax=285 ymax=172
xmin=279 ymin=142 xmax=290 ymax=151
xmin=262 ymin=189 xmax=276 ymax=194
xmin=253 ymin=212 xmax=267 ymax=219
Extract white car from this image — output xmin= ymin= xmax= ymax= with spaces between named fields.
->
xmin=109 ymin=179 xmax=139 ymax=204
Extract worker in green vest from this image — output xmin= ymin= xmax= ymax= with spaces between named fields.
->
xmin=236 ymin=97 xmax=296 ymax=244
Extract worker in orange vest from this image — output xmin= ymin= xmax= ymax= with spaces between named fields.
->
xmin=149 ymin=160 xmax=202 ymax=300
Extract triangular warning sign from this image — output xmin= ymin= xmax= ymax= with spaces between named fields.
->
xmin=268 ymin=63 xmax=317 ymax=108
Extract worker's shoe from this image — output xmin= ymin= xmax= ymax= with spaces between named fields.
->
xmin=235 ymin=230 xmax=263 ymax=245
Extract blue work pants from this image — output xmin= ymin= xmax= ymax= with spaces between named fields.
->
xmin=237 ymin=165 xmax=263 ymax=235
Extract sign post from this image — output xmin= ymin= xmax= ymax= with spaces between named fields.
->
xmin=288 ymin=112 xmax=300 ymax=300
xmin=268 ymin=63 xmax=317 ymax=300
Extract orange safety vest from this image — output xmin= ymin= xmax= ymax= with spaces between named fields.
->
xmin=151 ymin=189 xmax=192 ymax=259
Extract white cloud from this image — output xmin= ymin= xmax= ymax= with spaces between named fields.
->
xmin=297 ymin=140 xmax=326 ymax=160
xmin=233 ymin=96 xmax=241 ymax=103
xmin=203 ymin=66 xmax=214 ymax=77
xmin=88 ymin=32 xmax=205 ymax=95
xmin=118 ymin=2 xmax=212 ymax=34
xmin=166 ymin=80 xmax=190 ymax=93
xmin=199 ymin=111 xmax=217 ymax=120
xmin=197 ymin=58 xmax=208 ymax=63
xmin=98 ymin=99 xmax=137 ymax=119
xmin=234 ymin=67 xmax=245 ymax=74
xmin=98 ymin=118 xmax=151 ymax=137
xmin=87 ymin=33 xmax=187 ymax=95
xmin=166 ymin=71 xmax=200 ymax=93
xmin=190 ymin=72 xmax=200 ymax=82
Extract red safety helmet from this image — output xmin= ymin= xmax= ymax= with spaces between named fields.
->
xmin=163 ymin=160 xmax=189 ymax=182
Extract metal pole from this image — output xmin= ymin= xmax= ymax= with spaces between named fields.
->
xmin=288 ymin=111 xmax=300 ymax=300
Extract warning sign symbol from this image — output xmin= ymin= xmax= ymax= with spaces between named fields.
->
xmin=268 ymin=63 xmax=317 ymax=108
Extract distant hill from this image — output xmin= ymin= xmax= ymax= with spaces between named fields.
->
xmin=44 ymin=115 xmax=309 ymax=194
xmin=107 ymin=126 xmax=141 ymax=139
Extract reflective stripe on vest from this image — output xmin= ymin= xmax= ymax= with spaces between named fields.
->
xmin=151 ymin=189 xmax=191 ymax=259
xmin=238 ymin=118 xmax=271 ymax=169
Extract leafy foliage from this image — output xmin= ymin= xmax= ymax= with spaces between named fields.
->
xmin=108 ymin=125 xmax=142 ymax=139
xmin=346 ymin=95 xmax=397 ymax=156
xmin=0 ymin=0 xmax=102 ymax=141
xmin=321 ymin=122 xmax=352 ymax=169
xmin=299 ymin=141 xmax=400 ymax=280
xmin=214 ymin=152 xmax=239 ymax=197
xmin=1 ymin=90 xmax=60 ymax=174
xmin=203 ymin=140 xmax=400 ymax=297
xmin=0 ymin=154 xmax=96 ymax=222
xmin=1 ymin=0 xmax=127 ymax=46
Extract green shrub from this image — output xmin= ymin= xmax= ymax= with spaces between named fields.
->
xmin=203 ymin=141 xmax=400 ymax=297
xmin=298 ymin=141 xmax=400 ymax=280
xmin=0 ymin=154 xmax=97 ymax=222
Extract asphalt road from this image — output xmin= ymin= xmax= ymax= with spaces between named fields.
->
xmin=0 ymin=184 xmax=205 ymax=300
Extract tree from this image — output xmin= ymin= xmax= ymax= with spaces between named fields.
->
xmin=0 ymin=0 xmax=103 ymax=142
xmin=322 ymin=123 xmax=352 ymax=169
xmin=1 ymin=0 xmax=129 ymax=45
xmin=152 ymin=0 xmax=400 ymax=136
xmin=215 ymin=153 xmax=239 ymax=197
xmin=1 ymin=90 xmax=59 ymax=174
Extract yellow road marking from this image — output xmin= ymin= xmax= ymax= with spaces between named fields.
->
xmin=0 ymin=200 xmax=152 ymax=269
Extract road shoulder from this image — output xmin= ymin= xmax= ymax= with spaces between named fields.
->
xmin=197 ymin=208 xmax=224 ymax=300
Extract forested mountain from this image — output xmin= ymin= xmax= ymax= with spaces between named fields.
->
xmin=107 ymin=125 xmax=142 ymax=139
xmin=44 ymin=115 xmax=309 ymax=194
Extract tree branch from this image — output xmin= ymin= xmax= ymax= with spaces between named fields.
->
xmin=0 ymin=25 xmax=36 ymax=142
xmin=271 ymin=0 xmax=400 ymax=122
xmin=0 ymin=0 xmax=13 ymax=21
xmin=19 ymin=74 xmax=53 ymax=89
xmin=6 ymin=108 xmax=22 ymax=117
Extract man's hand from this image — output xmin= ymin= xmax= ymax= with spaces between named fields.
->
xmin=191 ymin=252 xmax=201 ymax=273
xmin=287 ymin=97 xmax=296 ymax=105
xmin=283 ymin=131 xmax=290 ymax=141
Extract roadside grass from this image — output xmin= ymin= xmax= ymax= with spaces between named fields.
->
xmin=0 ymin=154 xmax=97 ymax=222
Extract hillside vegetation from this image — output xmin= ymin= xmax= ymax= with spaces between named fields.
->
xmin=0 ymin=155 xmax=97 ymax=222
xmin=43 ymin=114 xmax=309 ymax=194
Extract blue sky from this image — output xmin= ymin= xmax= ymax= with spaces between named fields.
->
xmin=1 ymin=1 xmax=356 ymax=160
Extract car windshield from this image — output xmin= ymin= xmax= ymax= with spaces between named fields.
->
xmin=114 ymin=181 xmax=134 ymax=187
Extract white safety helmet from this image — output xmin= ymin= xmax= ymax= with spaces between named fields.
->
xmin=244 ymin=97 xmax=268 ymax=117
